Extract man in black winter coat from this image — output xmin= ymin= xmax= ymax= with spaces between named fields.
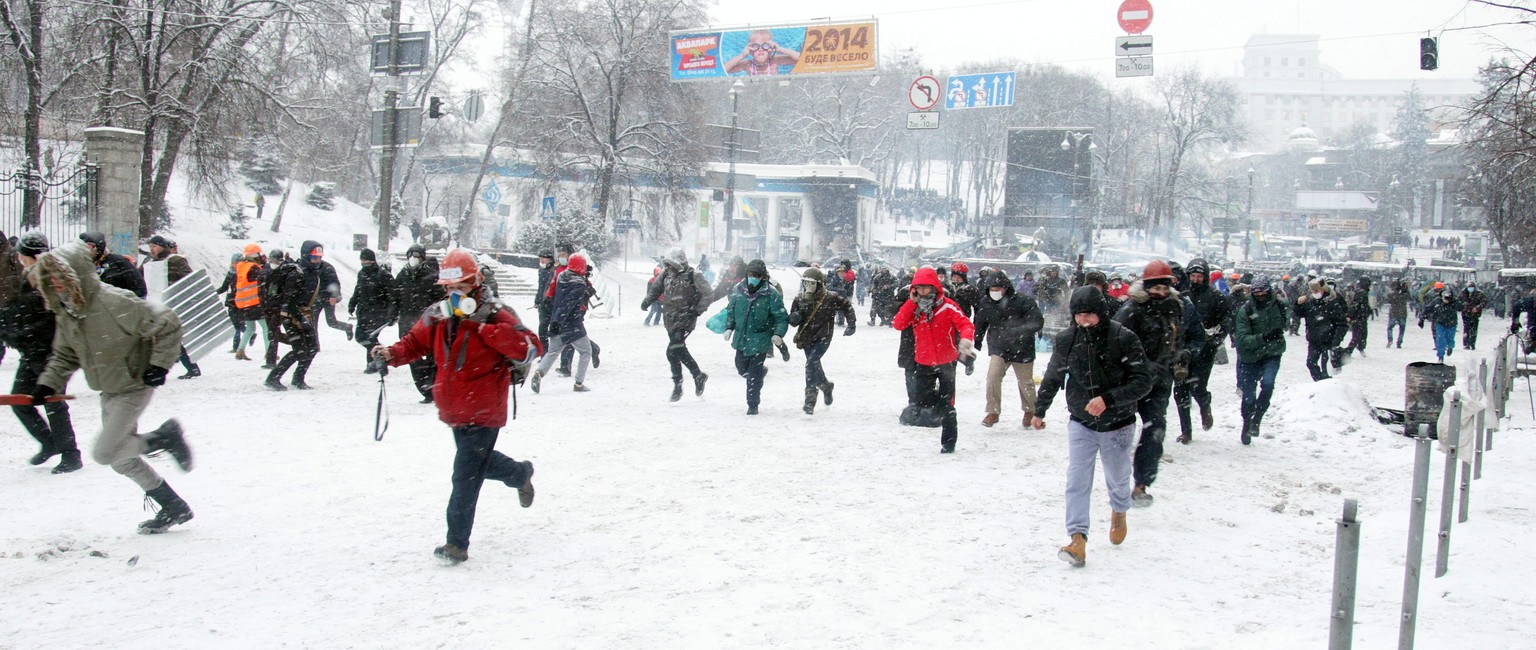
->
xmin=395 ymin=244 xmax=445 ymax=402
xmin=1341 ymin=276 xmax=1372 ymax=357
xmin=788 ymin=267 xmax=855 ymax=414
xmin=1032 ymin=286 xmax=1154 ymax=567
xmin=973 ymin=270 xmax=1044 ymax=428
xmin=261 ymin=250 xmax=295 ymax=367
xmin=1293 ymin=278 xmax=1348 ymax=381
xmin=1114 ymin=261 xmax=1205 ymax=507
xmin=1460 ymin=284 xmax=1487 ymax=350
xmin=1174 ymin=258 xmax=1231 ymax=443
xmin=948 ymin=263 xmax=982 ymax=319
xmin=265 ymin=241 xmax=328 ymax=390
xmin=79 ymin=230 xmax=147 ymax=298
xmin=641 ymin=248 xmax=713 ymax=402
xmin=349 ymin=249 xmax=397 ymax=373
xmin=533 ymin=249 xmax=555 ymax=345
xmin=1 ymin=233 xmax=82 ymax=473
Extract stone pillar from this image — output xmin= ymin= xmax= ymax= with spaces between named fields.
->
xmin=798 ymin=198 xmax=817 ymax=261
xmin=84 ymin=127 xmax=144 ymax=256
xmin=765 ymin=196 xmax=781 ymax=264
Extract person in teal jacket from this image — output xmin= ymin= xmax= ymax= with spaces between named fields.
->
xmin=714 ymin=259 xmax=788 ymax=414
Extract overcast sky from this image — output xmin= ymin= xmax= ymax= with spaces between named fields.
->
xmin=707 ymin=0 xmax=1530 ymax=82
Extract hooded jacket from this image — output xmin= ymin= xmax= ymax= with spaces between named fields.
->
xmin=948 ymin=270 xmax=982 ymax=319
xmin=384 ymin=285 xmax=542 ymax=428
xmin=1461 ymin=286 xmax=1487 ymax=318
xmin=1234 ymin=293 xmax=1288 ymax=363
xmin=349 ymin=261 xmax=398 ymax=324
xmin=721 ymin=273 xmax=789 ymax=355
xmin=31 ymin=242 xmax=183 ymax=395
xmin=1113 ymin=280 xmax=1205 ymax=371
xmin=1420 ymin=293 xmax=1461 ymax=329
xmin=550 ymin=267 xmax=594 ymax=341
xmin=789 ymin=268 xmax=855 ymax=348
xmin=641 ymin=260 xmax=712 ymax=333
xmin=972 ymin=271 xmax=1045 ymax=363
xmin=1385 ymin=282 xmax=1411 ymax=320
xmin=892 ymin=267 xmax=975 ymax=367
xmin=1034 ymin=306 xmax=1154 ymax=431
xmin=1293 ymin=286 xmax=1348 ymax=346
xmin=395 ymin=254 xmax=445 ymax=329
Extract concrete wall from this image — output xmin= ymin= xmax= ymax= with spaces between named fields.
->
xmin=84 ymin=127 xmax=143 ymax=256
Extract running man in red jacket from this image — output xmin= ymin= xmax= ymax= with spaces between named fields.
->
xmin=374 ymin=249 xmax=543 ymax=565
xmin=893 ymin=267 xmax=977 ymax=453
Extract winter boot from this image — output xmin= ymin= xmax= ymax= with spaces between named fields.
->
xmin=1131 ymin=485 xmax=1154 ymax=508
xmin=434 ymin=544 xmax=468 ymax=565
xmin=28 ymin=443 xmax=58 ymax=466
xmin=981 ymin=412 xmax=1000 ymax=427
xmin=143 ymin=419 xmax=194 ymax=472
xmin=1176 ymin=417 xmax=1193 ymax=445
xmin=572 ymin=382 xmax=590 ymax=392
xmin=592 ymin=345 xmax=601 ymax=369
xmin=513 ymin=461 xmax=536 ymax=508
xmin=1110 ymin=511 xmax=1128 ymax=545
xmin=52 ymin=451 xmax=83 ymax=475
xmin=291 ymin=380 xmax=313 ymax=390
xmin=1200 ymin=403 xmax=1214 ymax=431
xmin=694 ymin=372 xmax=708 ymax=397
xmin=234 ymin=350 xmax=251 ymax=361
xmin=264 ymin=378 xmax=288 ymax=391
xmin=803 ymin=387 xmax=818 ymax=414
xmin=1058 ymin=533 xmax=1087 ymax=567
xmin=138 ymin=482 xmax=194 ymax=534
xmin=178 ymin=365 xmax=201 ymax=379
xmin=820 ymin=381 xmax=834 ymax=405
xmin=747 ymin=405 xmax=759 ymax=415
xmin=670 ymin=380 xmax=684 ymax=403
xmin=530 ymin=370 xmax=543 ymax=394
xmin=1240 ymin=419 xmax=1252 ymax=446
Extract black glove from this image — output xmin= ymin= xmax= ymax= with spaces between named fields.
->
xmin=29 ymin=383 xmax=54 ymax=406
xmin=548 ymin=322 xmax=562 ymax=336
xmin=142 ymin=365 xmax=169 ymax=387
xmin=1263 ymin=329 xmax=1283 ymax=342
xmin=778 ymin=342 xmax=791 ymax=362
xmin=843 ymin=324 xmax=856 ymax=337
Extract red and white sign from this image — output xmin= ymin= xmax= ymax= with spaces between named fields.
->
xmin=1117 ymin=0 xmax=1154 ymax=35
xmin=908 ymin=75 xmax=940 ymax=111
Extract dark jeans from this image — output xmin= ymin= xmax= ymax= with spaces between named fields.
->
xmin=1387 ymin=316 xmax=1406 ymax=346
xmin=536 ymin=303 xmax=551 ymax=346
xmin=1174 ymin=344 xmax=1217 ymax=436
xmin=400 ymin=318 xmax=436 ymax=398
xmin=803 ymin=338 xmax=830 ymax=387
xmin=1133 ymin=371 xmax=1173 ymax=488
xmin=269 ymin=324 xmax=319 ymax=384
xmin=11 ymin=358 xmax=77 ymax=454
xmin=1305 ymin=342 xmax=1331 ymax=381
xmin=912 ymin=363 xmax=959 ymax=450
xmin=1237 ymin=356 xmax=1282 ymax=429
xmin=644 ymin=303 xmax=663 ymax=325
xmin=446 ymin=425 xmax=532 ymax=550
xmin=1346 ymin=318 xmax=1368 ymax=353
xmin=1462 ymin=313 xmax=1481 ymax=348
xmin=667 ymin=327 xmax=702 ymax=381
xmin=734 ymin=351 xmax=768 ymax=408
xmin=323 ymin=302 xmax=353 ymax=338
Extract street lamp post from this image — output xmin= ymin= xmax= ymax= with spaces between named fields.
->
xmin=723 ymin=79 xmax=745 ymax=254
xmin=1061 ymin=131 xmax=1094 ymax=259
xmin=1244 ymin=166 xmax=1254 ymax=261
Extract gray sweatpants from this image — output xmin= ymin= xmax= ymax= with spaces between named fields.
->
xmin=1065 ymin=419 xmax=1135 ymax=538
xmin=536 ymin=334 xmax=591 ymax=384
xmin=93 ymin=387 xmax=164 ymax=491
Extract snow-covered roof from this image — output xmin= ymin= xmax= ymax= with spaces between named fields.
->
xmin=704 ymin=162 xmax=877 ymax=183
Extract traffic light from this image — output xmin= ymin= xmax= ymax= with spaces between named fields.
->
xmin=1420 ymin=37 xmax=1438 ymax=71
xmin=427 ymin=96 xmax=443 ymax=119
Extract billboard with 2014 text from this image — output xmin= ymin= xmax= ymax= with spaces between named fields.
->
xmin=670 ymin=21 xmax=878 ymax=81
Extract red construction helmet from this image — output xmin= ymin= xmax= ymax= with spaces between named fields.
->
xmin=566 ymin=253 xmax=589 ymax=276
xmin=436 ymin=249 xmax=481 ymax=286
xmin=950 ymin=261 xmax=969 ymax=274
xmin=1142 ymin=260 xmax=1174 ymax=281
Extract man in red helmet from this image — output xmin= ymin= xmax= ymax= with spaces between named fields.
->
xmin=374 ymin=249 xmax=543 ymax=565
xmin=893 ymin=267 xmax=978 ymax=453
xmin=1113 ymin=259 xmax=1205 ymax=507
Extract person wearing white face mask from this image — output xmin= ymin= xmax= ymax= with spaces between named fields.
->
xmin=394 ymin=243 xmax=445 ymax=402
xmin=972 ymin=270 xmax=1045 ymax=428
xmin=1291 ymin=277 xmax=1347 ymax=381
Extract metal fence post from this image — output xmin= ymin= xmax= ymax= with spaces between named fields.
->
xmin=1400 ymin=424 xmax=1433 ymax=650
xmin=1434 ymin=395 xmax=1462 ymax=578
xmin=1476 ymin=359 xmax=1488 ymax=480
xmin=1329 ymin=498 xmax=1362 ymax=650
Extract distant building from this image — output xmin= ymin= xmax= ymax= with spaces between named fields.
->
xmin=1237 ymin=34 xmax=1478 ymax=152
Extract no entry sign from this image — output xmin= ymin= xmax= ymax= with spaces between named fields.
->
xmin=1118 ymin=0 xmax=1153 ymax=35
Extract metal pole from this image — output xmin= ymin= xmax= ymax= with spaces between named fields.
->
xmin=723 ymin=83 xmax=741 ymax=254
xmin=376 ymin=0 xmax=404 ymax=254
xmin=1434 ymin=394 xmax=1461 ymax=578
xmin=1329 ymin=498 xmax=1362 ymax=650
xmin=1476 ymin=359 xmax=1488 ymax=479
xmin=1399 ymin=424 xmax=1432 ymax=650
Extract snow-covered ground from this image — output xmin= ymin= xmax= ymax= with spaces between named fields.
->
xmin=3 ymin=275 xmax=1534 ymax=647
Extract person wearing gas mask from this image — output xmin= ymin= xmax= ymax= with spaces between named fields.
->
xmin=972 ymin=269 xmax=1044 ymax=429
xmin=531 ymin=253 xmax=596 ymax=393
xmin=1233 ymin=275 xmax=1288 ymax=444
xmin=264 ymin=241 xmax=328 ymax=390
xmin=1114 ymin=260 xmax=1204 ymax=507
xmin=640 ymin=248 xmax=712 ymax=402
xmin=893 ymin=267 xmax=977 ymax=453
xmin=395 ymin=244 xmax=445 ymax=402
xmin=788 ymin=267 xmax=855 ymax=414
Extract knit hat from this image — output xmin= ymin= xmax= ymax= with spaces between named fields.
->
xmin=1250 ymin=275 xmax=1274 ymax=293
xmin=746 ymin=259 xmax=768 ymax=278
xmin=359 ymin=248 xmax=376 ymax=262
xmin=147 ymin=234 xmax=173 ymax=249
xmin=1069 ymin=286 xmax=1108 ymax=315
xmin=17 ymin=231 xmax=49 ymax=257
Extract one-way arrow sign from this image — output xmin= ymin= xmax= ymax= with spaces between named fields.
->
xmin=1115 ymin=35 xmax=1154 ymax=57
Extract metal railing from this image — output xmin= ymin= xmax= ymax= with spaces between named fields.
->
xmin=0 ymin=162 xmax=96 ymax=244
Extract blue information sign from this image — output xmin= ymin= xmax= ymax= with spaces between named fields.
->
xmin=944 ymin=71 xmax=1015 ymax=110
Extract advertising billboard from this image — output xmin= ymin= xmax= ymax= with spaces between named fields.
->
xmin=670 ymin=21 xmax=877 ymax=81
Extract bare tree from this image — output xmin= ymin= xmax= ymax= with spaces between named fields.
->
xmin=1149 ymin=67 xmax=1245 ymax=254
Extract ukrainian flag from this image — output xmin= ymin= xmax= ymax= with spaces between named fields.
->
xmin=737 ymin=197 xmax=759 ymax=220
